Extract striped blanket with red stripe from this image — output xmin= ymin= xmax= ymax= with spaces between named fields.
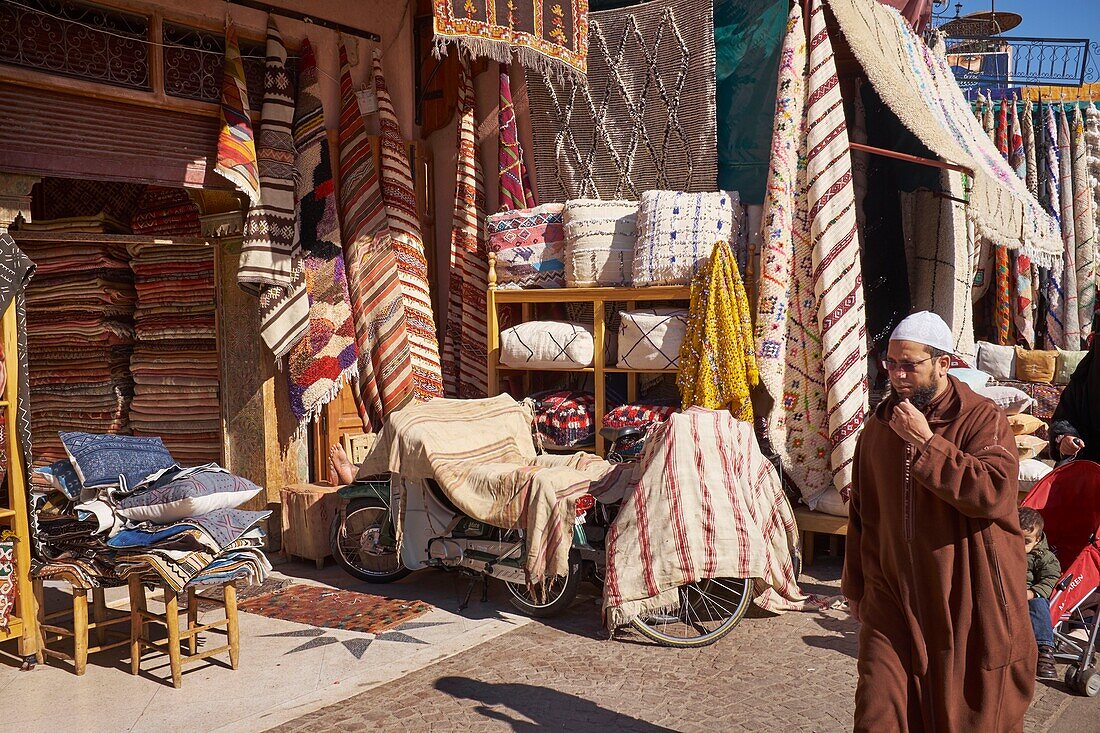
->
xmin=603 ymin=408 xmax=808 ymax=630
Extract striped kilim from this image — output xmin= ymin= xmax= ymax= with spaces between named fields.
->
xmin=372 ymin=50 xmax=444 ymax=401
xmin=443 ymin=54 xmax=489 ymax=399
xmin=1042 ymin=103 xmax=1066 ymax=349
xmin=215 ymin=23 xmax=260 ymax=206
xmin=336 ymin=39 xmax=414 ymax=429
xmin=239 ymin=19 xmax=308 ymax=360
xmin=285 ymin=39 xmax=359 ymax=428
xmin=499 ymin=71 xmax=535 ymax=211
xmin=1071 ymin=107 xmax=1097 ymax=345
xmin=1058 ymin=107 xmax=1081 ymax=345
xmin=756 ymin=0 xmax=867 ymax=512
xmin=996 ymin=99 xmax=1008 ymax=158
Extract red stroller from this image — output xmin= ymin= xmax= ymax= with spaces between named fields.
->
xmin=1022 ymin=460 xmax=1100 ymax=696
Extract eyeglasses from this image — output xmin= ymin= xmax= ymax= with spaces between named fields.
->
xmin=880 ymin=356 xmax=934 ymax=373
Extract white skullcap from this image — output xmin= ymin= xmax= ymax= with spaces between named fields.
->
xmin=889 ymin=311 xmax=954 ymax=354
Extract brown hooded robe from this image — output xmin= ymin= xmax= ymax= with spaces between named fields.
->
xmin=843 ymin=376 xmax=1035 ymax=732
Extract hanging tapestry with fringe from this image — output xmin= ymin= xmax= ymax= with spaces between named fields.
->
xmin=215 ymin=23 xmax=260 ymax=206
xmin=432 ymin=0 xmax=588 ymax=81
xmin=285 ymin=39 xmax=359 ymax=428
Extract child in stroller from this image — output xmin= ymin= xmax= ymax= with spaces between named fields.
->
xmin=1021 ymin=459 xmax=1100 ymax=696
xmin=1019 ymin=507 xmax=1062 ymax=679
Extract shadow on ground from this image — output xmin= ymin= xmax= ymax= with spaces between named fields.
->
xmin=434 ymin=675 xmax=676 ymax=732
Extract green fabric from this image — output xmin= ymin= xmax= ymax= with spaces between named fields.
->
xmin=715 ymin=0 xmax=787 ymax=205
xmin=1026 ymin=534 xmax=1062 ymax=600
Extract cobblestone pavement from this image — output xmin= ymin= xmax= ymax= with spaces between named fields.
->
xmin=267 ymin=559 xmax=1097 ymax=733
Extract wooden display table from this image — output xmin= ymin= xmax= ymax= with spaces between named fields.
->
xmin=280 ymin=483 xmax=341 ymax=569
xmin=794 ymin=506 xmax=848 ymax=569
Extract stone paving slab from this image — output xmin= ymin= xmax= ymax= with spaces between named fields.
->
xmin=266 ymin=559 xmax=1099 ymax=733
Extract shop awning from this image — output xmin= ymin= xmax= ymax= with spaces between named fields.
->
xmin=826 ymin=0 xmax=1063 ymax=268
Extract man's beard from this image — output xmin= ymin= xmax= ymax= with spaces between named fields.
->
xmin=907 ymin=384 xmax=938 ymax=411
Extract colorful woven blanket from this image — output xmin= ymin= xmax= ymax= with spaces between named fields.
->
xmin=603 ymin=408 xmax=808 ymax=630
xmin=336 ymin=39 xmax=414 ymax=429
xmin=285 ymin=39 xmax=359 ymax=428
xmin=756 ymin=0 xmax=868 ymax=510
xmin=373 ymin=51 xmax=445 ymax=402
xmin=215 ymin=23 xmax=260 ymax=205
xmin=431 ymin=0 xmax=588 ymax=81
xmin=443 ymin=54 xmax=489 ymax=399
xmin=498 ymin=71 xmax=535 ymax=212
xmin=239 ymin=19 xmax=308 ymax=360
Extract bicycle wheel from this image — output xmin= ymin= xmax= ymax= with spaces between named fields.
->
xmin=630 ymin=577 xmax=753 ymax=648
xmin=330 ymin=498 xmax=411 ymax=583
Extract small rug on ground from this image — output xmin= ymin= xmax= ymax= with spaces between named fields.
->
xmin=238 ymin=583 xmax=432 ymax=634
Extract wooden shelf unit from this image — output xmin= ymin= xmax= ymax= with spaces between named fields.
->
xmin=0 ymin=296 xmax=38 ymax=660
xmin=486 ymin=254 xmax=690 ymax=455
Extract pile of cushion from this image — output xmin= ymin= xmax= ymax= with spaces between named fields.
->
xmin=30 ymin=432 xmax=269 ymax=592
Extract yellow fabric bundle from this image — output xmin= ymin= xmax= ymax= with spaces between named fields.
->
xmin=677 ymin=241 xmax=759 ymax=420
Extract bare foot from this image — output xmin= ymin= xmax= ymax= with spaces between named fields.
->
xmin=328 ymin=444 xmax=357 ymax=485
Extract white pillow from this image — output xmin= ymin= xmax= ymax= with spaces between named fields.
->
xmin=975 ymin=384 xmax=1033 ymax=415
xmin=563 ymin=199 xmax=637 ymax=287
xmin=976 ymin=341 xmax=1016 ymax=380
xmin=1055 ymin=348 xmax=1088 ymax=385
xmin=632 ymin=190 xmax=741 ymax=286
xmin=1018 ymin=458 xmax=1052 ymax=492
xmin=948 ymin=367 xmax=992 ymax=391
xmin=115 ymin=471 xmax=262 ymax=523
xmin=617 ymin=308 xmax=689 ymax=369
xmin=500 ymin=321 xmax=594 ymax=369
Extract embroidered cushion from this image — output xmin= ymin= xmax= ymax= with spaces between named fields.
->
xmin=115 ymin=471 xmax=263 ymax=523
xmin=488 ymin=203 xmax=566 ymax=289
xmin=60 ymin=432 xmax=177 ymax=490
xmin=1007 ymin=413 xmax=1045 ymax=436
xmin=976 ymin=341 xmax=1016 ymax=380
xmin=563 ymin=199 xmax=637 ymax=287
xmin=1014 ymin=347 xmax=1057 ymax=384
xmin=1015 ymin=434 xmax=1047 ymax=461
xmin=602 ymin=403 xmax=677 ymax=459
xmin=34 ymin=460 xmax=83 ymax=500
xmin=531 ymin=390 xmax=596 ymax=448
xmin=974 ymin=385 xmax=1033 ymax=415
xmin=617 ymin=308 xmax=690 ymax=370
xmin=1055 ymin=348 xmax=1088 ymax=384
xmin=499 ymin=321 xmax=594 ymax=369
xmin=632 ymin=190 xmax=741 ymax=286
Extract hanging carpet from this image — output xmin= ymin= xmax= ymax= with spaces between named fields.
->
xmin=214 ymin=23 xmax=260 ymax=206
xmin=1071 ymin=107 xmax=1097 ymax=344
xmin=498 ymin=71 xmax=535 ymax=212
xmin=431 ymin=0 xmax=589 ymax=81
xmin=285 ymin=38 xmax=359 ymax=428
xmin=1057 ymin=107 xmax=1081 ymax=345
xmin=1042 ymin=104 xmax=1066 ymax=349
xmin=525 ymin=0 xmax=717 ymax=201
xmin=442 ymin=55 xmax=489 ymax=399
xmin=755 ymin=0 xmax=868 ymax=514
xmin=372 ymin=51 xmax=445 ymax=402
xmin=336 ymin=39 xmax=415 ymax=429
xmin=825 ymin=0 xmax=1062 ymax=267
xmin=238 ymin=18 xmax=309 ymax=361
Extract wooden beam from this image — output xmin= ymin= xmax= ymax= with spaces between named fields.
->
xmin=849 ymin=142 xmax=974 ymax=176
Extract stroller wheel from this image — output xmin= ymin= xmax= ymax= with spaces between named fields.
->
xmin=1065 ymin=665 xmax=1080 ymax=690
xmin=1076 ymin=668 xmax=1100 ymax=697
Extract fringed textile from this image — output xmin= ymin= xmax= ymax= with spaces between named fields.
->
xmin=1042 ymin=104 xmax=1066 ymax=349
xmin=1058 ymin=107 xmax=1081 ymax=345
xmin=677 ymin=241 xmax=757 ymax=421
xmin=239 ymin=19 xmax=308 ymax=360
xmin=1072 ymin=107 xmax=1097 ymax=345
xmin=372 ymin=51 xmax=445 ymax=401
xmin=215 ymin=23 xmax=260 ymax=205
xmin=336 ymin=39 xmax=415 ymax=429
xmin=285 ymin=39 xmax=359 ymax=428
xmin=498 ymin=71 xmax=535 ymax=212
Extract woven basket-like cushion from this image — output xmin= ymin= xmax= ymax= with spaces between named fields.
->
xmin=531 ymin=390 xmax=596 ymax=448
xmin=563 ymin=199 xmax=637 ymax=287
xmin=602 ymin=403 xmax=677 ymax=458
xmin=616 ymin=308 xmax=689 ymax=369
xmin=488 ymin=203 xmax=566 ymax=289
xmin=632 ymin=190 xmax=741 ymax=286
xmin=499 ymin=321 xmax=594 ymax=369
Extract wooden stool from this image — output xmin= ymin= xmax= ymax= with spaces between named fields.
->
xmin=128 ymin=577 xmax=239 ymax=689
xmin=794 ymin=506 xmax=849 ymax=570
xmin=33 ymin=579 xmax=130 ymax=675
xmin=280 ymin=483 xmax=341 ymax=569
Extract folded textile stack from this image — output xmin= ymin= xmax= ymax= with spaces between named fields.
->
xmin=128 ymin=242 xmax=221 ymax=465
xmin=21 ymin=238 xmax=136 ymax=463
xmin=13 ymin=212 xmax=130 ymax=234
xmin=31 ymin=433 xmax=270 ymax=592
xmin=129 ymin=186 xmax=202 ymax=237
